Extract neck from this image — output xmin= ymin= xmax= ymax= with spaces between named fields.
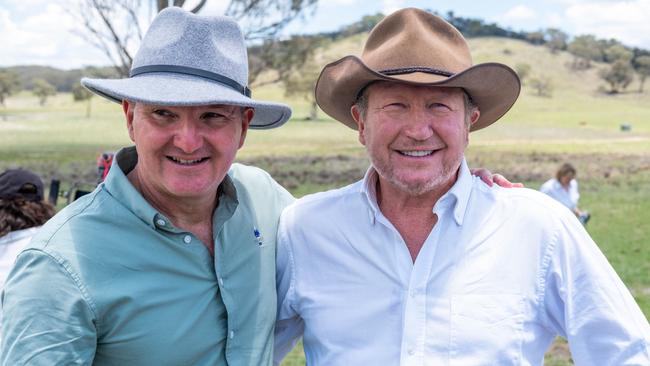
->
xmin=127 ymin=168 xmax=217 ymax=230
xmin=375 ymin=172 xmax=457 ymax=262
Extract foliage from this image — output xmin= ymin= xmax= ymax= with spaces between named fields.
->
xmin=526 ymin=31 xmax=545 ymax=45
xmin=529 ymin=76 xmax=553 ymax=97
xmin=568 ymin=35 xmax=602 ymax=69
xmin=72 ymin=83 xmax=94 ymax=118
xmin=249 ymin=35 xmax=322 ymax=86
xmin=32 ymin=78 xmax=57 ymax=106
xmin=69 ymin=0 xmax=317 ymax=77
xmin=545 ymin=28 xmax=568 ymax=54
xmin=339 ymin=13 xmax=384 ymax=38
xmin=600 ymin=60 xmax=635 ymax=94
xmin=604 ymin=44 xmax=633 ymax=63
xmin=633 ymin=55 xmax=650 ymax=93
xmin=445 ymin=11 xmax=526 ymax=40
xmin=0 ymin=71 xmax=21 ymax=106
xmin=282 ymin=55 xmax=321 ymax=120
xmin=515 ymin=63 xmax=531 ymax=84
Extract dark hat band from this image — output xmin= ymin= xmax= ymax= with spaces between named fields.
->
xmin=130 ymin=65 xmax=252 ymax=97
xmin=380 ymin=66 xmax=454 ymax=77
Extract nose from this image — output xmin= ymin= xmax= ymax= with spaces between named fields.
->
xmin=404 ymin=109 xmax=434 ymax=141
xmin=173 ymin=119 xmax=203 ymax=153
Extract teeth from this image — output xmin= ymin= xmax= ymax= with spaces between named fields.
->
xmin=400 ymin=150 xmax=433 ymax=157
xmin=170 ymin=157 xmax=203 ymax=165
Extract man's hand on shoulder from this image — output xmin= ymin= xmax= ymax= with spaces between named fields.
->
xmin=471 ymin=168 xmax=524 ymax=188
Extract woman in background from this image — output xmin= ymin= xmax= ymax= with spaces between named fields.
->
xmin=540 ymin=163 xmax=591 ymax=225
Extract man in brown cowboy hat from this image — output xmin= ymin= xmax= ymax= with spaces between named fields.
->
xmin=274 ymin=8 xmax=650 ymax=365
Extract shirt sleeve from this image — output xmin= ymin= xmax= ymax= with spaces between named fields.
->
xmin=541 ymin=215 xmax=650 ymax=365
xmin=1 ymin=249 xmax=97 ymax=365
xmin=274 ymin=207 xmax=304 ymax=366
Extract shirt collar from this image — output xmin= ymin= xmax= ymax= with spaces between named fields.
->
xmin=103 ymin=146 xmax=237 ymax=231
xmin=359 ymin=158 xmax=473 ymax=226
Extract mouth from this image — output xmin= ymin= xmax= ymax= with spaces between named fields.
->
xmin=167 ymin=156 xmax=209 ymax=166
xmin=397 ymin=149 xmax=437 ymax=157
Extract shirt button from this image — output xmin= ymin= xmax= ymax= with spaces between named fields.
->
xmin=408 ymin=349 xmax=415 ymax=356
xmin=219 ymin=277 xmax=224 ymax=286
xmin=183 ymin=235 xmax=192 ymax=244
xmin=229 ymin=330 xmax=235 ymax=339
xmin=156 ymin=219 xmax=166 ymax=226
xmin=410 ymin=290 xmax=417 ymax=298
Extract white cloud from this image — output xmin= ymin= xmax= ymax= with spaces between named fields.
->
xmin=382 ymin=0 xmax=406 ymax=15
xmin=502 ymin=4 xmax=537 ymax=21
xmin=565 ymin=0 xmax=650 ymax=48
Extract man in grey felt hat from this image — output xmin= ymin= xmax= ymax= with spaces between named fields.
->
xmin=1 ymin=7 xmax=294 ymax=365
xmin=274 ymin=8 xmax=650 ymax=365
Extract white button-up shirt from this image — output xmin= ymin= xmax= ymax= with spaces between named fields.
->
xmin=275 ymin=159 xmax=650 ymax=366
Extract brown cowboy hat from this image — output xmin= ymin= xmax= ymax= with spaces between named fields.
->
xmin=314 ymin=8 xmax=521 ymax=132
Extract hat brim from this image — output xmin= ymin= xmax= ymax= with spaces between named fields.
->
xmin=82 ymin=73 xmax=291 ymax=130
xmin=314 ymin=56 xmax=520 ymax=132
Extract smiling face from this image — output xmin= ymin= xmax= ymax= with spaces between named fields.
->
xmin=351 ymin=82 xmax=479 ymax=196
xmin=124 ymin=101 xmax=251 ymax=203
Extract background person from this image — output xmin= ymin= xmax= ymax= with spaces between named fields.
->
xmin=0 ymin=168 xmax=56 ymax=337
xmin=540 ymin=163 xmax=590 ymax=224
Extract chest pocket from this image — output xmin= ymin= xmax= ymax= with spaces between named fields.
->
xmin=449 ymin=294 xmax=524 ymax=365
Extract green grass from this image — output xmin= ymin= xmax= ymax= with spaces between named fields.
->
xmin=2 ymin=36 xmax=649 ymax=366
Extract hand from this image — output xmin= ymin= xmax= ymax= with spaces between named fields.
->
xmin=470 ymin=168 xmax=524 ymax=188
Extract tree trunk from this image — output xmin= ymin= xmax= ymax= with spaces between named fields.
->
xmin=639 ymin=75 xmax=646 ymax=93
xmin=309 ymin=100 xmax=318 ymax=121
xmin=86 ymin=99 xmax=92 ymax=118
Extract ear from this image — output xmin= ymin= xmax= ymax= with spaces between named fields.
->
xmin=238 ymin=107 xmax=253 ymax=149
xmin=469 ymin=108 xmax=480 ymax=126
xmin=123 ymin=100 xmax=136 ymax=142
xmin=351 ymin=105 xmax=367 ymax=146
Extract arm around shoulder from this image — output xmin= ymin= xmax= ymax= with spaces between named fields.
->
xmin=2 ymin=249 xmax=97 ymax=365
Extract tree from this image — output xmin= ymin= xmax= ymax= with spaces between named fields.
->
xmin=604 ymin=44 xmax=633 ymax=63
xmin=514 ymin=63 xmax=531 ymax=85
xmin=529 ymin=76 xmax=553 ymax=97
xmin=248 ymin=35 xmax=322 ymax=86
xmin=634 ymin=55 xmax=650 ymax=93
xmin=525 ymin=31 xmax=545 ymax=45
xmin=545 ymin=28 xmax=567 ymax=54
xmin=568 ymin=35 xmax=601 ymax=69
xmin=0 ymin=71 xmax=21 ymax=121
xmin=600 ymin=60 xmax=634 ymax=94
xmin=283 ymin=54 xmax=321 ymax=120
xmin=73 ymin=83 xmax=94 ymax=117
xmin=0 ymin=71 xmax=21 ymax=107
xmin=32 ymin=78 xmax=57 ymax=106
xmin=70 ymin=0 xmax=318 ymax=77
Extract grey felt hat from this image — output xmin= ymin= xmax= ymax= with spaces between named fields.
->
xmin=82 ymin=7 xmax=291 ymax=129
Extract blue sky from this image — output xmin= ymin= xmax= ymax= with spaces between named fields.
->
xmin=1 ymin=0 xmax=649 ymax=69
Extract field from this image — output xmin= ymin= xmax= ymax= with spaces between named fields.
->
xmin=1 ymin=36 xmax=649 ymax=364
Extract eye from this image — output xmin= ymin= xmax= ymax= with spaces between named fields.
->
xmin=152 ymin=109 xmax=175 ymax=118
xmin=428 ymin=102 xmax=451 ymax=111
xmin=201 ymin=112 xmax=228 ymax=119
xmin=383 ymin=102 xmax=407 ymax=110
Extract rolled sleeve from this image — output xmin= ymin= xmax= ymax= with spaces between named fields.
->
xmin=1 ymin=249 xmax=97 ymax=365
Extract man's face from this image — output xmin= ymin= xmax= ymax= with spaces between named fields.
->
xmin=351 ymin=83 xmax=479 ymax=196
xmin=124 ymin=101 xmax=252 ymax=201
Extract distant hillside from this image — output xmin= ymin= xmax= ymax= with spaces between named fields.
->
xmin=0 ymin=65 xmax=117 ymax=92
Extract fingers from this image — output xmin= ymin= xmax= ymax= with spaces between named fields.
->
xmin=470 ymin=168 xmax=494 ymax=187
xmin=493 ymin=174 xmax=524 ymax=188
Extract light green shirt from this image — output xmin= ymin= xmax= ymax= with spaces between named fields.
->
xmin=1 ymin=147 xmax=294 ymax=365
